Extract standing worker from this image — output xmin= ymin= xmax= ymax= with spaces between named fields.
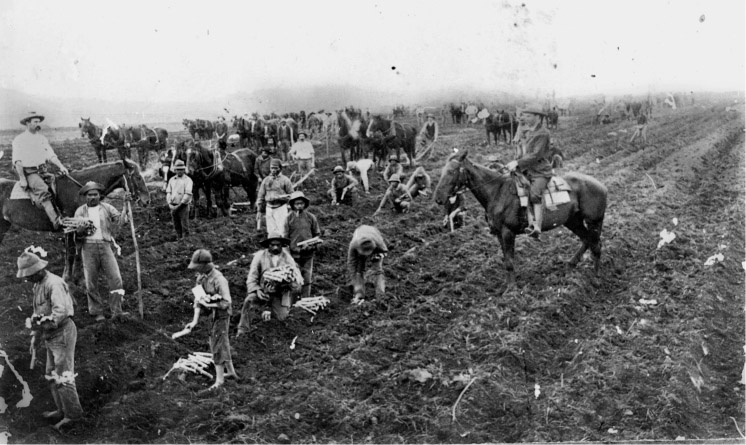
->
xmin=12 ymin=112 xmax=70 ymax=229
xmin=181 ymin=249 xmax=239 ymax=390
xmin=288 ymin=131 xmax=315 ymax=178
xmin=284 ymin=191 xmax=321 ymax=300
xmin=165 ymin=159 xmax=193 ymax=239
xmin=18 ymin=249 xmax=83 ymax=430
xmin=73 ymin=181 xmax=131 ymax=321
xmin=256 ymin=159 xmax=293 ymax=236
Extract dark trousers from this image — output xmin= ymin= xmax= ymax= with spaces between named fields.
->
xmin=171 ymin=205 xmax=190 ymax=238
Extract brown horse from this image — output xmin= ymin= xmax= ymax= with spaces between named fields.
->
xmin=79 ymin=118 xmax=130 ymax=163
xmin=434 ymin=149 xmax=607 ymax=292
xmin=366 ymin=116 xmax=417 ymax=167
xmin=0 ymin=159 xmax=150 ymax=282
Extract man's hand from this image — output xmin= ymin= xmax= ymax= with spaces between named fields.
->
xmin=261 ymin=311 xmax=271 ymax=321
xmin=506 ymin=160 xmax=518 ymax=171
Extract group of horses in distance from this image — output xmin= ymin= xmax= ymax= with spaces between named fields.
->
xmin=79 ymin=118 xmax=168 ymax=167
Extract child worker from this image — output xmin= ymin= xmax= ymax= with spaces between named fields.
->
xmin=284 ymin=191 xmax=321 ymax=300
xmin=181 ymin=249 xmax=239 ymax=390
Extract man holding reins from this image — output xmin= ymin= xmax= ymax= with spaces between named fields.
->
xmin=12 ymin=112 xmax=70 ymax=229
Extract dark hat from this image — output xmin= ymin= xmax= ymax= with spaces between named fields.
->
xmin=333 ymin=165 xmax=345 ymax=173
xmin=20 ymin=112 xmax=45 ymax=126
xmin=270 ymin=158 xmax=282 ymax=169
xmin=16 ymin=251 xmax=48 ymax=278
xmin=173 ymin=159 xmax=186 ymax=170
xmin=188 ymin=249 xmax=213 ymax=269
xmin=288 ymin=191 xmax=310 ymax=207
xmin=79 ymin=181 xmax=105 ymax=196
xmin=260 ymin=232 xmax=290 ymax=248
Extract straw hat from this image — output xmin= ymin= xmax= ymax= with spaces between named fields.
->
xmin=16 ymin=251 xmax=48 ymax=278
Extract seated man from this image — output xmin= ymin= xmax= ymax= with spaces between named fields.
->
xmin=406 ymin=167 xmax=432 ymax=199
xmin=237 ymin=233 xmax=303 ymax=338
xmin=328 ymin=165 xmax=358 ymax=205
xmin=374 ymin=174 xmax=412 ymax=215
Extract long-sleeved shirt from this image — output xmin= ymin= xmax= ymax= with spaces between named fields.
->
xmin=285 ymin=210 xmax=321 ymax=258
xmin=347 ymin=225 xmax=388 ymax=277
xmin=516 ymin=128 xmax=553 ymax=178
xmin=246 ymin=249 xmax=303 ymax=295
xmin=257 ymin=173 xmax=294 ymax=208
xmin=12 ymin=131 xmax=58 ymax=167
xmin=254 ymin=155 xmax=274 ymax=181
xmin=194 ymin=267 xmax=232 ymax=318
xmin=166 ymin=174 xmax=194 ymax=206
xmin=74 ymin=202 xmax=122 ymax=242
xmin=33 ymin=271 xmax=75 ymax=335
xmin=288 ymin=141 xmax=315 ymax=160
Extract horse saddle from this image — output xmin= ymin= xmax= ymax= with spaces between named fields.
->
xmin=514 ymin=176 xmax=571 ymax=210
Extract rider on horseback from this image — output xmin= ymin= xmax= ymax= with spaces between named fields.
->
xmin=506 ymin=110 xmax=552 ymax=239
xmin=12 ymin=112 xmax=69 ymax=230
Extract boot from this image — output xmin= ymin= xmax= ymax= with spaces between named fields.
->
xmin=41 ymin=200 xmax=62 ymax=230
xmin=525 ymin=203 xmax=543 ymax=238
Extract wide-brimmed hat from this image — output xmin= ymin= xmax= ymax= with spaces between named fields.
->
xmin=79 ymin=181 xmax=106 ymax=196
xmin=333 ymin=166 xmax=345 ymax=173
xmin=20 ymin=112 xmax=45 ymax=126
xmin=287 ymin=191 xmax=310 ymax=207
xmin=260 ymin=232 xmax=290 ymax=248
xmin=270 ymin=158 xmax=282 ymax=169
xmin=173 ymin=159 xmax=186 ymax=170
xmin=388 ymin=174 xmax=401 ymax=183
xmin=16 ymin=251 xmax=48 ymax=278
xmin=188 ymin=249 xmax=213 ymax=269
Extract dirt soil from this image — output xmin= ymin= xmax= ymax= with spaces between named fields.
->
xmin=0 ymin=98 xmax=744 ymax=443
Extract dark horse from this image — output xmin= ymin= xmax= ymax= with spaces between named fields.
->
xmin=185 ymin=143 xmax=258 ymax=217
xmin=434 ymin=149 xmax=607 ymax=292
xmin=366 ymin=116 xmax=417 ymax=167
xmin=0 ymin=160 xmax=150 ymax=282
xmin=80 ymin=118 xmax=130 ymax=163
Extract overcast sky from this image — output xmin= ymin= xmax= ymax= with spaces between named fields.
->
xmin=1 ymin=0 xmax=743 ymax=104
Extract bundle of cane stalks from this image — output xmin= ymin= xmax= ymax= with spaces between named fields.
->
xmin=293 ymin=296 xmax=331 ymax=315
xmin=162 ymin=352 xmax=214 ymax=380
xmin=61 ymin=217 xmax=96 ymax=236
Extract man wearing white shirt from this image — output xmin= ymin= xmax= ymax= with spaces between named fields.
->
xmin=12 ymin=112 xmax=70 ymax=229
xmin=288 ymin=131 xmax=315 ymax=177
